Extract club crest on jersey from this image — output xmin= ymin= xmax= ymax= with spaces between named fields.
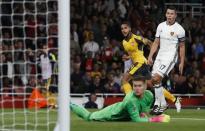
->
xmin=170 ymin=32 xmax=174 ymax=36
xmin=131 ymin=42 xmax=135 ymax=46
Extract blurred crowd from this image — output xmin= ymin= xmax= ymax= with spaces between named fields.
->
xmin=70 ymin=0 xmax=205 ymax=94
xmin=0 ymin=0 xmax=205 ymax=95
xmin=0 ymin=0 xmax=58 ymax=94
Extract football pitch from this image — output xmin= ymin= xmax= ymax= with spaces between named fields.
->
xmin=0 ymin=109 xmax=205 ymax=131
xmin=71 ymin=109 xmax=205 ymax=131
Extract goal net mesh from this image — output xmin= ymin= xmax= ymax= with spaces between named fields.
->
xmin=0 ymin=0 xmax=58 ymax=130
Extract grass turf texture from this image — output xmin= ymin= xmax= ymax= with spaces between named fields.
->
xmin=0 ymin=109 xmax=205 ymax=131
xmin=0 ymin=109 xmax=57 ymax=131
xmin=71 ymin=109 xmax=205 ymax=131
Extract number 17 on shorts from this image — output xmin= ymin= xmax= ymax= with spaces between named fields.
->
xmin=152 ymin=59 xmax=175 ymax=77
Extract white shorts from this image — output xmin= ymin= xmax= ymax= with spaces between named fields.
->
xmin=152 ymin=59 xmax=176 ymax=77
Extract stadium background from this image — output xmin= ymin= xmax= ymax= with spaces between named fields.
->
xmin=0 ymin=0 xmax=205 ymax=131
xmin=70 ymin=0 xmax=205 ymax=95
xmin=0 ymin=0 xmax=205 ymax=105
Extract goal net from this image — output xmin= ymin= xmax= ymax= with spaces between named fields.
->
xmin=0 ymin=0 xmax=68 ymax=130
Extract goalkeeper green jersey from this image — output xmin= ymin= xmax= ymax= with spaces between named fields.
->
xmin=70 ymin=90 xmax=153 ymax=122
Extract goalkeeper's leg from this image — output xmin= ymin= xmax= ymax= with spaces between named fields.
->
xmin=70 ymin=103 xmax=91 ymax=121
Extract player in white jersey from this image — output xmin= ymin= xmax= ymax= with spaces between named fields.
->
xmin=148 ymin=6 xmax=185 ymax=115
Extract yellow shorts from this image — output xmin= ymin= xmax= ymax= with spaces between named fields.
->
xmin=128 ymin=63 xmax=151 ymax=80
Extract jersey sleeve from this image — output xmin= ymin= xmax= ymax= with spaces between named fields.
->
xmin=134 ymin=35 xmax=145 ymax=44
xmin=126 ymin=101 xmax=149 ymax=122
xmin=122 ymin=92 xmax=149 ymax=122
xmin=141 ymin=91 xmax=154 ymax=113
xmin=155 ymin=24 xmax=161 ymax=38
xmin=134 ymin=35 xmax=143 ymax=41
xmin=178 ymin=27 xmax=185 ymax=42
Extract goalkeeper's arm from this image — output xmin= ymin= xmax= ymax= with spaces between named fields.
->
xmin=126 ymin=102 xmax=170 ymax=122
xmin=130 ymin=112 xmax=170 ymax=123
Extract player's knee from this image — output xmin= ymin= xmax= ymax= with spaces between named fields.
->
xmin=120 ymin=87 xmax=125 ymax=93
xmin=121 ymin=78 xmax=126 ymax=85
xmin=122 ymin=73 xmax=130 ymax=83
xmin=151 ymin=74 xmax=161 ymax=85
xmin=120 ymin=80 xmax=127 ymax=93
xmin=147 ymin=80 xmax=153 ymax=88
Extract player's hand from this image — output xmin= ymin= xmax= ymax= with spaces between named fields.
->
xmin=179 ymin=62 xmax=184 ymax=75
xmin=149 ymin=114 xmax=170 ymax=122
xmin=147 ymin=56 xmax=153 ymax=65
xmin=122 ymin=54 xmax=130 ymax=61
xmin=140 ymin=113 xmax=147 ymax=118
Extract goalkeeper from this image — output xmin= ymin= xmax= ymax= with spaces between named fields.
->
xmin=70 ymin=77 xmax=170 ymax=122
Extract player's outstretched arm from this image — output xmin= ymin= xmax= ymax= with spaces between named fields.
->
xmin=179 ymin=42 xmax=185 ymax=75
xmin=148 ymin=38 xmax=160 ymax=65
xmin=149 ymin=114 xmax=170 ymax=122
xmin=140 ymin=111 xmax=171 ymax=122
xmin=140 ymin=113 xmax=148 ymax=118
xmin=142 ymin=38 xmax=153 ymax=48
xmin=128 ymin=108 xmax=170 ymax=122
xmin=126 ymin=96 xmax=170 ymax=122
xmin=134 ymin=35 xmax=152 ymax=47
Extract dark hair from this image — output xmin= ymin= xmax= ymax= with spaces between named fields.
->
xmin=166 ymin=6 xmax=177 ymax=12
xmin=132 ymin=76 xmax=147 ymax=83
xmin=88 ymin=93 xmax=96 ymax=101
xmin=121 ymin=21 xmax=131 ymax=27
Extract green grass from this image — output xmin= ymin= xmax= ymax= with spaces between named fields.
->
xmin=1 ymin=109 xmax=205 ymax=131
xmin=0 ymin=109 xmax=57 ymax=131
xmin=71 ymin=109 xmax=205 ymax=131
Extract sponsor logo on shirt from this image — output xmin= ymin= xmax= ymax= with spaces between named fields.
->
xmin=131 ymin=42 xmax=135 ymax=46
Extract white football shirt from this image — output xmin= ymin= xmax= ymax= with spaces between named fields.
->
xmin=155 ymin=21 xmax=185 ymax=62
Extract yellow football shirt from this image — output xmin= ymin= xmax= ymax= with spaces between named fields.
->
xmin=122 ymin=34 xmax=147 ymax=64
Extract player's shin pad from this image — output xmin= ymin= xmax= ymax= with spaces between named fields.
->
xmin=149 ymin=114 xmax=170 ymax=122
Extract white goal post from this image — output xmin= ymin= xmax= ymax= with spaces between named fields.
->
xmin=56 ymin=0 xmax=70 ymax=130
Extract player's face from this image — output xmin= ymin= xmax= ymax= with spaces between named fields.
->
xmin=132 ymin=80 xmax=146 ymax=96
xmin=166 ymin=9 xmax=177 ymax=24
xmin=121 ymin=24 xmax=131 ymax=37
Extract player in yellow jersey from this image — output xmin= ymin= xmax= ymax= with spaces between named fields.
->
xmin=120 ymin=21 xmax=181 ymax=114
xmin=121 ymin=21 xmax=152 ymax=94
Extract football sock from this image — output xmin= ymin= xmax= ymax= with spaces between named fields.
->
xmin=163 ymin=88 xmax=176 ymax=103
xmin=154 ymin=84 xmax=167 ymax=106
xmin=122 ymin=82 xmax=132 ymax=94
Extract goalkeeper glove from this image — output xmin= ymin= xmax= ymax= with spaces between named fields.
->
xmin=149 ymin=114 xmax=170 ymax=122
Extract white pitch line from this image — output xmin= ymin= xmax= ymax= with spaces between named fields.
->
xmin=172 ymin=118 xmax=205 ymax=121
xmin=0 ymin=128 xmax=36 ymax=131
